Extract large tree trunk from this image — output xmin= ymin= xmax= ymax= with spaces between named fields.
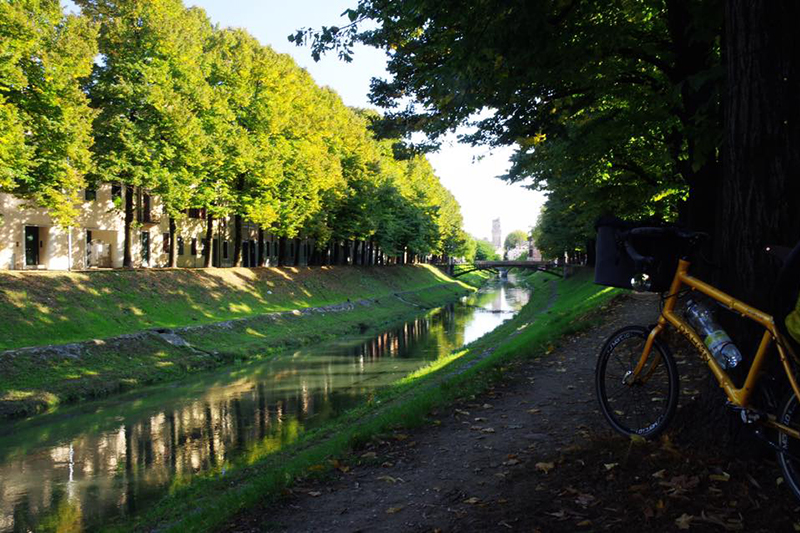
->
xmin=123 ymin=185 xmax=134 ymax=268
xmin=233 ymin=214 xmax=243 ymax=267
xmin=721 ymin=1 xmax=800 ymax=310
xmin=203 ymin=213 xmax=214 ymax=268
xmin=664 ymin=0 xmax=724 ymax=241
xmin=169 ymin=217 xmax=177 ymax=268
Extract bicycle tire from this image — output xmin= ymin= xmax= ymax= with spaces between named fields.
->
xmin=596 ymin=325 xmax=679 ymax=438
xmin=777 ymin=392 xmax=800 ymax=501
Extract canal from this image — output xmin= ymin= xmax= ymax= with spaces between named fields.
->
xmin=0 ymin=274 xmax=531 ymax=532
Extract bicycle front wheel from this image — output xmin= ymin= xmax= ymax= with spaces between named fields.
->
xmin=595 ymin=325 xmax=679 ymax=438
xmin=777 ymin=392 xmax=800 ymax=502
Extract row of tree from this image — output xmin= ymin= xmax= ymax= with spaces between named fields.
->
xmin=298 ymin=0 xmax=800 ymax=307
xmin=0 ymin=0 xmax=471 ymax=268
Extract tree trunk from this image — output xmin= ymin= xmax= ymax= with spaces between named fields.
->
xmin=294 ymin=238 xmax=301 ymax=266
xmin=233 ymin=214 xmax=243 ymax=267
xmin=665 ymin=0 xmax=724 ymax=240
xmin=257 ymin=228 xmax=265 ymax=267
xmin=278 ymin=236 xmax=287 ymax=267
xmin=169 ymin=217 xmax=177 ymax=268
xmin=203 ymin=213 xmax=214 ymax=268
xmin=721 ymin=1 xmax=800 ymax=310
xmin=123 ymin=185 xmax=134 ymax=268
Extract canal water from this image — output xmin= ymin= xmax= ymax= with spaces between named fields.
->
xmin=0 ymin=275 xmax=530 ymax=532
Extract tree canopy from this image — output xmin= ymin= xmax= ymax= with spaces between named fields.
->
xmin=1 ymin=0 xmax=470 ymax=268
xmin=0 ymin=0 xmax=97 ymax=224
xmin=295 ymin=0 xmax=800 ymax=305
xmin=503 ymin=230 xmax=528 ymax=252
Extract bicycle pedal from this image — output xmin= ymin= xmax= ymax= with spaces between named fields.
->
xmin=726 ymin=403 xmax=762 ymax=424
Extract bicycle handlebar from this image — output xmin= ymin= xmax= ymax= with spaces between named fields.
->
xmin=619 ymin=227 xmax=708 ymax=267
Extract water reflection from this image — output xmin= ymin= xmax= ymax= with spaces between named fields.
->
xmin=0 ymin=275 xmax=529 ymax=532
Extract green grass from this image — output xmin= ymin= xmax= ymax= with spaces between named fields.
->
xmin=107 ymin=269 xmax=620 ymax=533
xmin=0 ymin=265 xmax=484 ymax=418
xmin=0 ymin=265 xmax=467 ymax=350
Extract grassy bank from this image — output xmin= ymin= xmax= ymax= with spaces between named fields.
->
xmin=0 ymin=265 xmax=470 ymax=350
xmin=112 ymin=270 xmax=619 ymax=533
xmin=0 ymin=265 xmax=483 ymax=418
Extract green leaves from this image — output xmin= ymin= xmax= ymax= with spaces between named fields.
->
xmin=0 ymin=0 xmax=98 ymax=225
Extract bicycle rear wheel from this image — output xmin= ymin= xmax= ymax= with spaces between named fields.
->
xmin=777 ymin=393 xmax=800 ymax=501
xmin=595 ymin=325 xmax=679 ymax=438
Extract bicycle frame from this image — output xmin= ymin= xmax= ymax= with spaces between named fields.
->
xmin=632 ymin=258 xmax=800 ymax=438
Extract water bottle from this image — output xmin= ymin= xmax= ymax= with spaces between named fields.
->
xmin=684 ymin=299 xmax=743 ymax=369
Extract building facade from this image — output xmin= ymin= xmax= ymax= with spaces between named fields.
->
xmin=0 ymin=186 xmax=309 ymax=270
xmin=491 ymin=218 xmax=501 ymax=250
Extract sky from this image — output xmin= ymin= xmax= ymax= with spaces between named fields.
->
xmin=66 ymin=0 xmax=546 ymax=243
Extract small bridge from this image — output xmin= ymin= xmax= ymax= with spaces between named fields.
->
xmin=445 ymin=260 xmax=570 ymax=278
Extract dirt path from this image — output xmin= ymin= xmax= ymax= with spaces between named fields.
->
xmin=226 ymin=294 xmax=799 ymax=532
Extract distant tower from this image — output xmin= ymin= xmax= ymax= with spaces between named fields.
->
xmin=492 ymin=218 xmax=501 ymax=249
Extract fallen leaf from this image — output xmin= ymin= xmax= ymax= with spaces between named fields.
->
xmin=652 ymin=469 xmax=666 ymax=479
xmin=361 ymin=451 xmax=377 ymax=459
xmin=527 ymin=408 xmax=542 ymax=415
xmin=309 ymin=491 xmax=322 ymax=497
xmin=535 ymin=462 xmax=555 ymax=474
xmin=386 ymin=506 xmax=404 ymax=514
xmin=709 ymin=472 xmax=730 ymax=482
xmin=630 ymin=434 xmax=647 ymax=444
xmin=675 ymin=513 xmax=693 ymax=530
xmin=604 ymin=463 xmax=618 ymax=471
xmin=577 ymin=520 xmax=592 ymax=527
xmin=455 ymin=409 xmax=470 ymax=416
xmin=377 ymin=475 xmax=398 ymax=484
xmin=463 ymin=497 xmax=480 ymax=505
xmin=308 ymin=464 xmax=325 ymax=472
xmin=393 ymin=433 xmax=409 ymax=441
xmin=481 ymin=427 xmax=496 ymax=433
xmin=483 ymin=403 xmax=493 ymax=409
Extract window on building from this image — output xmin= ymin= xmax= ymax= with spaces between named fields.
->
xmin=111 ymin=184 xmax=122 ymax=201
xmin=178 ymin=237 xmax=184 ymax=256
xmin=163 ymin=233 xmax=170 ymax=253
xmin=191 ymin=238 xmax=197 ymax=256
xmin=85 ymin=187 xmax=97 ymax=201
xmin=223 ymin=241 xmax=229 ymax=259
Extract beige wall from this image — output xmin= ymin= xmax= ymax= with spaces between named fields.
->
xmin=0 ymin=187 xmax=306 ymax=270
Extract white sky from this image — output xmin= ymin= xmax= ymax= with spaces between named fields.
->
xmin=65 ymin=0 xmax=545 ymax=242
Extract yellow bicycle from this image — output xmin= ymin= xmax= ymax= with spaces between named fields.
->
xmin=593 ymin=221 xmax=800 ymax=500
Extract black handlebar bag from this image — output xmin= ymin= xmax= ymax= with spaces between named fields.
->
xmin=594 ymin=216 xmax=685 ymax=293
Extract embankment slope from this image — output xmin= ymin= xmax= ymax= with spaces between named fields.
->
xmin=0 ymin=265 xmax=486 ymax=417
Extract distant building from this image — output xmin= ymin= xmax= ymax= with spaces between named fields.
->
xmin=507 ymin=245 xmax=528 ymax=260
xmin=491 ymin=218 xmax=501 ymax=250
xmin=528 ymin=236 xmax=543 ymax=261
